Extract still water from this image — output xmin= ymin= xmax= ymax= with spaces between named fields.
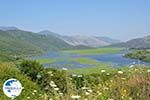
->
xmin=34 ymin=50 xmax=150 ymax=68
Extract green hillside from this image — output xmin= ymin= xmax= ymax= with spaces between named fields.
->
xmin=0 ymin=30 xmax=42 ymax=56
xmin=0 ymin=30 xmax=74 ymax=56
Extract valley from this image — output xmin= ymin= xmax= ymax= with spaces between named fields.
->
xmin=1 ymin=1 xmax=150 ymax=99
xmin=0 ymin=27 xmax=149 ymax=100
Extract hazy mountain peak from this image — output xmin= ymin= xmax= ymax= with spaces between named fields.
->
xmin=38 ymin=30 xmax=60 ymax=36
xmin=59 ymin=35 xmax=120 ymax=47
xmin=109 ymin=35 xmax=150 ymax=48
xmin=0 ymin=26 xmax=18 ymax=31
xmin=38 ymin=30 xmax=52 ymax=34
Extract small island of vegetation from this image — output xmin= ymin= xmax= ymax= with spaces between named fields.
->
xmin=125 ymin=50 xmax=150 ymax=62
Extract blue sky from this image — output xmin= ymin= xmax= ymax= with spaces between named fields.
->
xmin=0 ymin=0 xmax=150 ymax=41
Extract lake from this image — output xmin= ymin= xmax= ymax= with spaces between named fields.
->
xmin=33 ymin=50 xmax=150 ymax=68
xmin=86 ymin=50 xmax=150 ymax=67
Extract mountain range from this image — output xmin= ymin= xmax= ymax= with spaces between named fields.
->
xmin=0 ymin=28 xmax=74 ymax=56
xmin=109 ymin=35 xmax=150 ymax=48
xmin=38 ymin=30 xmax=120 ymax=47
xmin=38 ymin=30 xmax=150 ymax=48
xmin=0 ymin=26 xmax=18 ymax=31
xmin=0 ymin=26 xmax=149 ymax=56
xmin=0 ymin=27 xmax=120 ymax=56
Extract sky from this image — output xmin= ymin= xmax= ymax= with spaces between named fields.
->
xmin=0 ymin=0 xmax=150 ymax=41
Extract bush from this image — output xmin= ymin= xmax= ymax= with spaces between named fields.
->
xmin=0 ymin=62 xmax=44 ymax=100
xmin=19 ymin=60 xmax=44 ymax=81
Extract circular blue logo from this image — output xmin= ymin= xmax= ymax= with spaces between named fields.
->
xmin=3 ymin=79 xmax=22 ymax=98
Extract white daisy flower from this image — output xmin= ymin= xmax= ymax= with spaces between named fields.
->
xmin=77 ymin=75 xmax=83 ymax=78
xmin=101 ymin=70 xmax=106 ymax=73
xmin=118 ymin=71 xmax=123 ymax=74
xmin=71 ymin=95 xmax=81 ymax=99
xmin=54 ymin=88 xmax=59 ymax=91
xmin=85 ymin=92 xmax=90 ymax=95
xmin=62 ymin=67 xmax=68 ymax=71
xmin=147 ymin=69 xmax=150 ymax=72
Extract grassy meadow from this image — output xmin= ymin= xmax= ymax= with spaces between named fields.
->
xmin=63 ymin=48 xmax=123 ymax=55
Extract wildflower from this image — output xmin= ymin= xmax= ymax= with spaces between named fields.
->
xmin=108 ymin=99 xmax=114 ymax=100
xmin=85 ymin=92 xmax=90 ymax=95
xmin=121 ymin=78 xmax=126 ymax=80
xmin=54 ymin=88 xmax=59 ymax=91
xmin=147 ymin=69 xmax=150 ymax=72
xmin=71 ymin=95 xmax=81 ymax=99
xmin=27 ymin=97 xmax=30 ymax=99
xmin=50 ymin=81 xmax=54 ymax=84
xmin=106 ymin=73 xmax=110 ymax=75
xmin=50 ymin=81 xmax=57 ymax=87
xmin=118 ymin=70 xmax=123 ymax=74
xmin=72 ymin=74 xmax=77 ymax=77
xmin=33 ymin=90 xmax=37 ymax=93
xmin=36 ymin=73 xmax=41 ymax=79
xmin=81 ymin=87 xmax=87 ymax=90
xmin=32 ymin=92 xmax=35 ymax=95
xmin=101 ymin=70 xmax=106 ymax=73
xmin=78 ymin=75 xmax=82 ymax=77
xmin=104 ymin=87 xmax=109 ymax=90
xmin=50 ymin=74 xmax=54 ymax=76
xmin=87 ymin=89 xmax=92 ymax=93
xmin=134 ymin=68 xmax=138 ymax=71
xmin=55 ymin=96 xmax=59 ymax=99
xmin=97 ymin=91 xmax=102 ymax=95
xmin=59 ymin=92 xmax=63 ymax=96
xmin=62 ymin=67 xmax=68 ymax=71
xmin=110 ymin=80 xmax=113 ymax=82
xmin=44 ymin=86 xmax=49 ymax=90
xmin=98 ymin=84 xmax=102 ymax=86
xmin=47 ymin=71 xmax=52 ymax=74
xmin=51 ymin=84 xmax=57 ymax=87
xmin=98 ymin=92 xmax=102 ymax=95
xmin=123 ymin=89 xmax=127 ymax=93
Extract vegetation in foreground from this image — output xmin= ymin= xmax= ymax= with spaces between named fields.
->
xmin=0 ymin=60 xmax=150 ymax=100
xmin=0 ymin=62 xmax=44 ymax=100
xmin=125 ymin=50 xmax=150 ymax=62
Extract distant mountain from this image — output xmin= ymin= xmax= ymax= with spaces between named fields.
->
xmin=0 ymin=26 xmax=18 ymax=31
xmin=39 ymin=30 xmax=120 ymax=47
xmin=0 ymin=27 xmax=120 ymax=56
xmin=0 ymin=29 xmax=74 ymax=56
xmin=38 ymin=30 xmax=60 ymax=37
xmin=109 ymin=35 xmax=150 ymax=48
xmin=61 ymin=36 xmax=120 ymax=47
xmin=59 ymin=35 xmax=108 ymax=47
xmin=95 ymin=37 xmax=120 ymax=44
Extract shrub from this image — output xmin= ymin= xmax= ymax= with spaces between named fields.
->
xmin=19 ymin=60 xmax=44 ymax=81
